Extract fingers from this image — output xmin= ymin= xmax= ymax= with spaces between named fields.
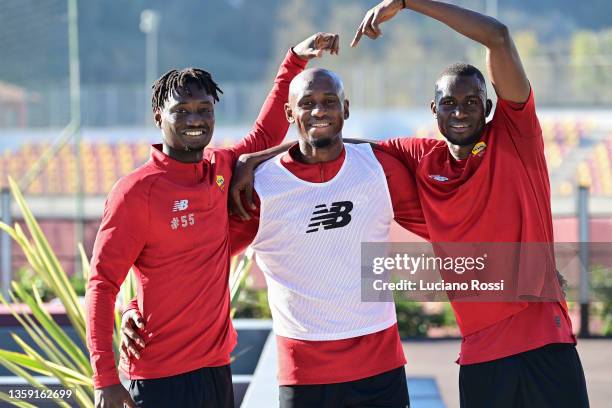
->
xmin=131 ymin=313 xmax=145 ymax=330
xmin=121 ymin=335 xmax=142 ymax=360
xmin=325 ymin=33 xmax=339 ymax=55
xmin=237 ymin=190 xmax=252 ymax=221
xmin=245 ymin=184 xmax=255 ymax=211
xmin=121 ymin=323 xmax=144 ymax=360
xmin=331 ymin=33 xmax=340 ymax=55
xmin=362 ymin=10 xmax=377 ymax=40
xmin=120 ymin=338 xmax=142 ymax=360
xmin=313 ymin=32 xmax=340 ymax=57
xmin=352 ymin=10 xmax=374 ymax=47
xmin=229 ymin=187 xmax=249 ymax=220
xmin=122 ymin=309 xmax=145 ymax=330
xmin=352 ymin=7 xmax=385 ymax=47
xmin=370 ymin=9 xmax=383 ymax=38
xmin=351 ymin=23 xmax=364 ymax=48
xmin=123 ymin=323 xmax=145 ymax=347
xmin=127 ymin=343 xmax=141 ymax=360
xmin=124 ymin=395 xmax=137 ymax=408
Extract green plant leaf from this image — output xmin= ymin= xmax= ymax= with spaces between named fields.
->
xmin=0 ymin=391 xmax=38 ymax=408
xmin=9 ymin=283 xmax=91 ymax=375
xmin=78 ymin=243 xmax=90 ymax=281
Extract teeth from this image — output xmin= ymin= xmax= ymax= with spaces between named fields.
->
xmin=311 ymin=123 xmax=330 ymax=128
xmin=185 ymin=130 xmax=203 ymax=136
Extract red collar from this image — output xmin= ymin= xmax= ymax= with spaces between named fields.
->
xmin=149 ymin=144 xmax=208 ymax=185
xmin=279 ymin=144 xmax=346 ymax=183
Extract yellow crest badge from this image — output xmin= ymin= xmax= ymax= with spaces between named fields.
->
xmin=471 ymin=141 xmax=487 ymax=157
xmin=216 ymin=175 xmax=225 ymax=191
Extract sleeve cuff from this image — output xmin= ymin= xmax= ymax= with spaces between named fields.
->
xmin=497 ymin=85 xmax=534 ymax=111
xmin=287 ymin=48 xmax=309 ymax=69
xmin=93 ymin=372 xmax=121 ymax=389
xmin=121 ymin=299 xmax=139 ymax=316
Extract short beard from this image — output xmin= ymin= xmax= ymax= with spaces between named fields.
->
xmin=310 ymin=137 xmax=333 ymax=148
xmin=183 ymin=142 xmax=207 ymax=152
xmin=443 ymin=120 xmax=485 ymax=147
xmin=443 ymin=132 xmax=481 ymax=147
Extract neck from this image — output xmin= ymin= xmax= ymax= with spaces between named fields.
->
xmin=162 ymin=141 xmax=204 ymax=163
xmin=296 ymin=135 xmax=343 ymax=164
xmin=447 ymin=141 xmax=473 ymax=161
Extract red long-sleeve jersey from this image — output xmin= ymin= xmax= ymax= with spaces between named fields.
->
xmin=85 ymin=49 xmax=307 ymax=389
xmin=377 ymin=90 xmax=575 ymax=365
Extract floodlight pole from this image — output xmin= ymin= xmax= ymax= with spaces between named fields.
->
xmin=1 ymin=188 xmax=12 ymax=299
xmin=68 ymin=0 xmax=84 ymax=276
xmin=577 ymin=184 xmax=590 ymax=337
xmin=140 ymin=10 xmax=161 ymax=126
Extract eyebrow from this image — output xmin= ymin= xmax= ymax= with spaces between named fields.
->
xmin=172 ymin=100 xmax=213 ymax=107
xmin=300 ymin=92 xmax=339 ymax=98
xmin=441 ymin=93 xmax=482 ymax=99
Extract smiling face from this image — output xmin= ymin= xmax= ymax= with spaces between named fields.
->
xmin=285 ymin=68 xmax=349 ymax=148
xmin=431 ymin=73 xmax=492 ymax=147
xmin=155 ymin=80 xmax=215 ymax=151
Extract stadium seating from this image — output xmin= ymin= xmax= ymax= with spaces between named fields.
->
xmin=579 ymin=138 xmax=612 ymax=196
xmin=0 ymin=124 xmax=609 ymax=197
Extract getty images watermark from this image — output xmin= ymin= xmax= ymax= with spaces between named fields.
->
xmin=361 ymin=242 xmax=612 ymax=302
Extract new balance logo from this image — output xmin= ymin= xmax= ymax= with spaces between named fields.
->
xmin=306 ymin=201 xmax=353 ymax=233
xmin=172 ymin=199 xmax=189 ymax=212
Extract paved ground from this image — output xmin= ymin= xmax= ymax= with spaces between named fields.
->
xmin=402 ymin=338 xmax=611 ymax=408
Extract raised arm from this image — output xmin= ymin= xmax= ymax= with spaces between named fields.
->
xmin=351 ymin=0 xmax=530 ymax=103
xmin=229 ymin=33 xmax=339 ymax=158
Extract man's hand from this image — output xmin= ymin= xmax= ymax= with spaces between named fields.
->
xmin=351 ymin=0 xmax=405 ymax=47
xmin=229 ymin=142 xmax=296 ymax=221
xmin=120 ymin=309 xmax=146 ymax=360
xmin=293 ymin=32 xmax=340 ymax=60
xmin=94 ymin=384 xmax=136 ymax=408
xmin=229 ymin=155 xmax=257 ymax=221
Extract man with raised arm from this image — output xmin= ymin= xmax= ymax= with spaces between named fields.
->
xmin=86 ymin=33 xmax=339 ymax=408
xmin=352 ymin=1 xmax=589 ymax=407
xmin=122 ymin=65 xmax=429 ymax=407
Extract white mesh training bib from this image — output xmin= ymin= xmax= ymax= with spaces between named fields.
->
xmin=251 ymin=143 xmax=396 ymax=340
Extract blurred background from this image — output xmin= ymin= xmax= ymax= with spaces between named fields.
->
xmin=0 ymin=1 xmax=610 ymax=407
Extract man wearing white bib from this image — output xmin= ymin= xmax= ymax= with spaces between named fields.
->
xmin=230 ymin=68 xmax=427 ymax=407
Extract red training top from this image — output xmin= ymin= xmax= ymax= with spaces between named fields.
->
xmin=377 ymin=89 xmax=575 ymax=365
xmin=228 ymin=144 xmax=429 ymax=385
xmin=85 ymin=49 xmax=307 ymax=388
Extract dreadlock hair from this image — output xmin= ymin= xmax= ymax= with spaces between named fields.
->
xmin=151 ymin=68 xmax=223 ymax=112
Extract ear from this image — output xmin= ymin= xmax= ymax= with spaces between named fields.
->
xmin=343 ymin=99 xmax=350 ymax=120
xmin=284 ymin=103 xmax=295 ymax=124
xmin=485 ymin=99 xmax=493 ymax=118
xmin=430 ymin=100 xmax=437 ymax=118
xmin=154 ymin=109 xmax=162 ymax=128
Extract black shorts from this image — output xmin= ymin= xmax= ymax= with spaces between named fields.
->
xmin=459 ymin=343 xmax=589 ymax=408
xmin=279 ymin=366 xmax=409 ymax=408
xmin=127 ymin=365 xmax=234 ymax=408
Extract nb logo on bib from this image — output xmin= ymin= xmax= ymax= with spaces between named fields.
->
xmin=306 ymin=201 xmax=353 ymax=233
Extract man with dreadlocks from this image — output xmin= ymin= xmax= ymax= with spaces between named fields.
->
xmin=85 ymin=32 xmax=339 ymax=408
